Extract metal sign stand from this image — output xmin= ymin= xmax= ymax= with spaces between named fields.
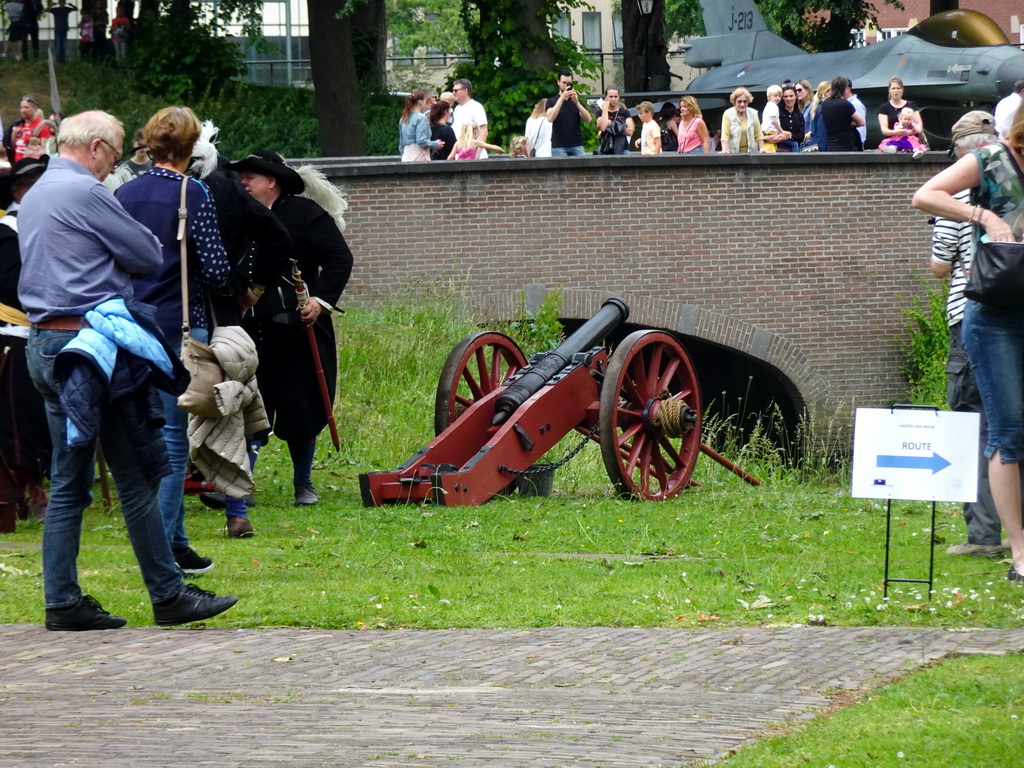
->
xmin=881 ymin=404 xmax=939 ymax=599
xmin=883 ymin=497 xmax=937 ymax=598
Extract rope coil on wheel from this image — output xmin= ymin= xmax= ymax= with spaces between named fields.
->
xmin=498 ymin=420 xmax=601 ymax=476
xmin=650 ymin=389 xmax=697 ymax=439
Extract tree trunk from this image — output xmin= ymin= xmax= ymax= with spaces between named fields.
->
xmin=513 ymin=0 xmax=557 ymax=73
xmin=350 ymin=0 xmax=387 ymax=91
xmin=308 ymin=0 xmax=366 ymax=156
xmin=622 ymin=0 xmax=667 ymax=95
xmin=930 ymin=0 xmax=958 ymax=14
xmin=167 ymin=0 xmax=190 ymax=27
xmin=136 ymin=0 xmax=157 ymax=23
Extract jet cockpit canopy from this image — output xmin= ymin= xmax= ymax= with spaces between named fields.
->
xmin=907 ymin=9 xmax=1011 ymax=48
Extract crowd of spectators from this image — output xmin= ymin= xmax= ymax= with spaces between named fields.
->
xmin=4 ymin=0 xmax=132 ymax=63
xmin=398 ymin=72 xmax=947 ymax=160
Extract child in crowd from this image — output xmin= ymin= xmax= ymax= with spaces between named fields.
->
xmin=658 ymin=103 xmax=679 ymax=153
xmin=878 ymin=107 xmax=926 ymax=156
xmin=509 ymin=135 xmax=531 ymax=157
xmin=111 ymin=11 xmax=131 ymax=64
xmin=79 ymin=10 xmax=93 ymax=58
xmin=761 ymin=84 xmax=782 ymax=153
xmin=448 ymin=122 xmax=505 ymax=160
xmin=634 ymin=102 xmax=661 ymax=155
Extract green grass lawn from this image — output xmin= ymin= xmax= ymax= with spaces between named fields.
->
xmin=1 ymin=292 xmax=1022 ymax=766
xmin=3 ymin=463 xmax=1021 ymax=631
xmin=719 ymin=653 xmax=1024 ymax=767
xmin=3 ymin=292 xmax=1022 ymax=630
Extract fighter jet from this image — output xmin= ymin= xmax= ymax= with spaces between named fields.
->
xmin=681 ymin=0 xmax=1024 ymax=147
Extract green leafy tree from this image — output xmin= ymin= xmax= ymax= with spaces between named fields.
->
xmin=451 ymin=0 xmax=600 ymax=147
xmin=665 ymin=0 xmax=905 ymax=53
xmin=130 ymin=0 xmax=263 ymax=99
xmin=756 ymin=0 xmax=906 ymax=52
xmin=387 ymin=0 xmax=469 ymax=58
xmin=664 ymin=0 xmax=704 ymax=39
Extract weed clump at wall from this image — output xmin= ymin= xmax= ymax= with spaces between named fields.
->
xmin=902 ymin=281 xmax=949 ymax=409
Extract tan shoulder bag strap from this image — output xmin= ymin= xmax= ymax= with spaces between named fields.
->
xmin=177 ymin=174 xmax=190 ymax=341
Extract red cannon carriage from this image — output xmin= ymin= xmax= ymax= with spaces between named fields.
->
xmin=359 ymin=298 xmax=757 ymax=507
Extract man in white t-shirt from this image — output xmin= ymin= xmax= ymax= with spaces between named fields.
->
xmin=451 ymin=78 xmax=489 ymax=158
xmin=994 ymin=79 xmax=1024 ymax=138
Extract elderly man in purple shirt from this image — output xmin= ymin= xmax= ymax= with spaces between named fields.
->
xmin=18 ymin=110 xmax=238 ymax=631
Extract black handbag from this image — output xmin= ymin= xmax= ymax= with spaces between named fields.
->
xmin=963 ymin=240 xmax=1024 ymax=310
xmin=964 ymin=143 xmax=1024 ymax=310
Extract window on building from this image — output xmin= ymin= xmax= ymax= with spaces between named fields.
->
xmin=582 ymin=12 xmax=601 ymax=51
xmin=877 ymin=27 xmax=907 ymax=41
xmin=552 ymin=13 xmax=571 ymax=40
xmin=425 ymin=45 xmax=445 ymax=67
xmin=612 ymin=14 xmax=623 ymax=51
xmin=392 ymin=36 xmax=412 ymax=67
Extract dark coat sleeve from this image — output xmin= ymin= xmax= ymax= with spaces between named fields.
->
xmin=0 ymin=226 xmax=22 ymax=310
xmin=304 ymin=211 xmax=353 ymax=309
xmin=2 ymin=122 xmax=16 ymax=162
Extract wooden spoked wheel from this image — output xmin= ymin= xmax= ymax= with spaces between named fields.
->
xmin=434 ymin=332 xmax=527 ymax=435
xmin=599 ymin=330 xmax=702 ymax=500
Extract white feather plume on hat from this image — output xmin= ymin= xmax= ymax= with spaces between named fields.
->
xmin=297 ymin=165 xmax=348 ymax=233
xmin=190 ymin=120 xmax=220 ymax=180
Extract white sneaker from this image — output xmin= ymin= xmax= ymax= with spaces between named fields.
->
xmin=881 ymin=144 xmax=897 ymax=154
xmin=912 ymin=149 xmax=924 ymax=159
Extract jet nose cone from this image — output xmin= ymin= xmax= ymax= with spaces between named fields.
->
xmin=997 ymin=56 xmax=1024 ymax=97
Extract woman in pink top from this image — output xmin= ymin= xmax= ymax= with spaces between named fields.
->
xmin=676 ymin=96 xmax=710 ymax=155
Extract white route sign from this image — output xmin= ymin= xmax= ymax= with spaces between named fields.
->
xmin=851 ymin=408 xmax=979 ymax=502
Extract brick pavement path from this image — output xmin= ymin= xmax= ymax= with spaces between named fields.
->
xmin=1 ymin=625 xmax=1022 ymax=767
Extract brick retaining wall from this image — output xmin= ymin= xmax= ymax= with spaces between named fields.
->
xmin=316 ymin=152 xmax=945 ymax=431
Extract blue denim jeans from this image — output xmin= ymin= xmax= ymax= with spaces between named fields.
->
xmin=551 ymin=146 xmax=585 ymax=157
xmin=27 ymin=328 xmax=184 ymax=608
xmin=948 ymin=322 xmax=1006 ymax=545
xmin=53 ymin=32 xmax=67 ymax=63
xmin=962 ymin=300 xmax=1024 ymax=463
xmin=157 ymin=328 xmax=206 ymax=550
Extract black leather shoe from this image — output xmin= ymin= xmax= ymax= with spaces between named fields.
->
xmin=153 ymin=584 xmax=238 ymax=627
xmin=45 ymin=595 xmax=127 ymax=631
xmin=173 ymin=546 xmax=214 ymax=576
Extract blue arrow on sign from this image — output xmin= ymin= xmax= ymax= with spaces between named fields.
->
xmin=876 ymin=452 xmax=951 ymax=474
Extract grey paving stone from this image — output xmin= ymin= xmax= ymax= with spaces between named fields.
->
xmin=0 ymin=625 xmax=1021 ymax=767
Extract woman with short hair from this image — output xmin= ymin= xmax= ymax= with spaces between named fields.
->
xmin=115 ymin=106 xmax=232 ymax=569
xmin=720 ymin=88 xmax=766 ymax=154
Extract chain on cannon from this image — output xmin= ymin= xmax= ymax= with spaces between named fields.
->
xmin=359 ymin=298 xmax=759 ymax=507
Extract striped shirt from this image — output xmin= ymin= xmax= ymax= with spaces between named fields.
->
xmin=931 ymin=189 xmax=973 ymax=326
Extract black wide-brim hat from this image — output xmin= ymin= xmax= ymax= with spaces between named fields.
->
xmin=0 ymin=154 xmax=49 ymax=209
xmin=225 ymin=149 xmax=305 ymax=195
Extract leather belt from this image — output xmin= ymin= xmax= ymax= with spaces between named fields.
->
xmin=33 ymin=316 xmax=92 ymax=331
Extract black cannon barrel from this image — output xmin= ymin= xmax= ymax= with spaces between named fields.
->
xmin=492 ymin=297 xmax=630 ymax=425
